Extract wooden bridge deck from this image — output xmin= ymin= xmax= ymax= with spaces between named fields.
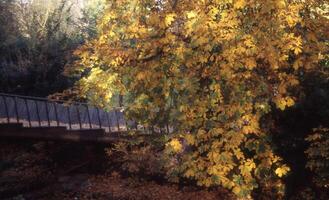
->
xmin=0 ymin=123 xmax=134 ymax=143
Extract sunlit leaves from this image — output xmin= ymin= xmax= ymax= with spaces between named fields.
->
xmin=166 ymin=138 xmax=183 ymax=153
xmin=69 ymin=0 xmax=329 ymax=198
xmin=275 ymin=97 xmax=295 ymax=111
xmin=244 ymin=58 xmax=257 ymax=70
xmin=275 ymin=165 xmax=290 ymax=178
xmin=186 ymin=11 xmax=197 ymax=19
xmin=185 ymin=134 xmax=196 ymax=145
xmin=165 ymin=13 xmax=176 ymax=27
xmin=234 ymin=0 xmax=246 ymax=9
xmin=78 ymin=67 xmax=119 ymax=108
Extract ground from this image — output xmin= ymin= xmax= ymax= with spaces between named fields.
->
xmin=0 ymin=140 xmax=234 ymax=200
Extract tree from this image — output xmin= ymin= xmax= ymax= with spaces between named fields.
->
xmin=69 ymin=0 xmax=329 ymax=198
xmin=78 ymin=0 xmax=107 ymax=39
xmin=0 ymin=0 xmax=106 ymax=96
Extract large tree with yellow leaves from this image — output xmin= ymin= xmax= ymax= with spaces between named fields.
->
xmin=68 ymin=0 xmax=329 ymax=198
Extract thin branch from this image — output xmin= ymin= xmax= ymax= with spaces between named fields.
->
xmin=172 ymin=0 xmax=179 ymax=9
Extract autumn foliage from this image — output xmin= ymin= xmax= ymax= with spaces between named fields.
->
xmin=68 ymin=0 xmax=329 ymax=198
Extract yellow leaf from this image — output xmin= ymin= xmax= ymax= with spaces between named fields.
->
xmin=245 ymin=58 xmax=257 ymax=70
xmin=234 ymin=0 xmax=246 ymax=9
xmin=185 ymin=134 xmax=195 ymax=145
xmin=275 ymin=97 xmax=295 ymax=110
xmin=232 ymin=186 xmax=242 ymax=195
xmin=185 ymin=169 xmax=195 ymax=177
xmin=136 ymin=72 xmax=147 ymax=80
xmin=276 ymin=0 xmax=286 ymax=8
xmin=285 ymin=97 xmax=295 ymax=107
xmin=234 ymin=149 xmax=245 ymax=160
xmin=276 ymin=98 xmax=287 ymax=111
xmin=167 ymin=138 xmax=183 ymax=152
xmin=293 ymin=59 xmax=302 ymax=70
xmin=275 ymin=165 xmax=290 ymax=177
xmin=165 ymin=14 xmax=176 ymax=27
xmin=286 ymin=15 xmax=295 ymax=27
xmin=186 ymin=11 xmax=197 ymax=19
xmin=293 ymin=46 xmax=302 ymax=55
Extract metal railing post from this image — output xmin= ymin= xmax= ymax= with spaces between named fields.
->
xmin=45 ymin=102 xmax=50 ymax=127
xmin=35 ymin=100 xmax=41 ymax=126
xmin=106 ymin=111 xmax=111 ymax=133
xmin=86 ymin=105 xmax=92 ymax=129
xmin=96 ymin=107 xmax=102 ymax=129
xmin=124 ymin=114 xmax=129 ymax=131
xmin=53 ymin=102 xmax=59 ymax=127
xmin=67 ymin=106 xmax=72 ymax=130
xmin=134 ymin=121 xmax=138 ymax=130
xmin=76 ymin=105 xmax=82 ymax=129
xmin=114 ymin=109 xmax=120 ymax=132
xmin=14 ymin=97 xmax=19 ymax=123
xmin=2 ymin=96 xmax=10 ymax=123
xmin=24 ymin=99 xmax=32 ymax=127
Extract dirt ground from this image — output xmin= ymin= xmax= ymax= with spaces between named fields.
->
xmin=0 ymin=140 xmax=235 ymax=200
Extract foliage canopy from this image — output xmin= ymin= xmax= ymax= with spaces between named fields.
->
xmin=70 ymin=0 xmax=329 ymax=198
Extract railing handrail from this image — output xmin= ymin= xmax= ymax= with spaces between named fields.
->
xmin=0 ymin=92 xmax=170 ymax=134
xmin=0 ymin=92 xmax=128 ymax=132
xmin=0 ymin=93 xmax=124 ymax=109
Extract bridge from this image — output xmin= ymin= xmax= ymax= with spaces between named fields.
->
xmin=0 ymin=93 xmax=170 ymax=143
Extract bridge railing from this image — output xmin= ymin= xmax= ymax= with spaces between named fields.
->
xmin=0 ymin=93 xmax=146 ymax=133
